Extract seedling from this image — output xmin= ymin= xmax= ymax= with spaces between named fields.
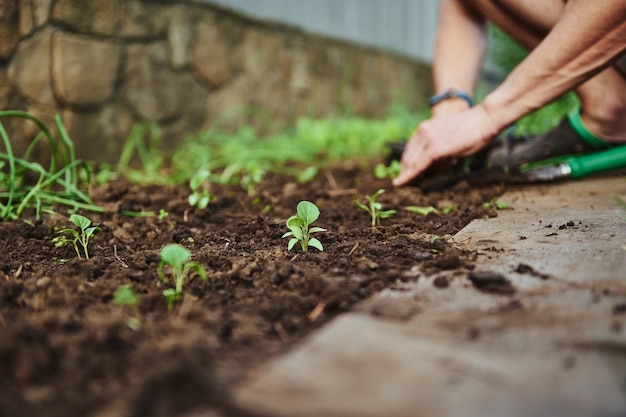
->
xmin=406 ymin=204 xmax=457 ymax=216
xmin=113 ymin=284 xmax=141 ymax=331
xmin=296 ymin=166 xmax=318 ymax=183
xmin=355 ymin=189 xmax=397 ymax=227
xmin=52 ymin=214 xmax=100 ymax=259
xmin=158 ymin=209 xmax=169 ymax=221
xmin=113 ymin=284 xmax=139 ymax=308
xmin=429 ymin=235 xmax=441 ymax=253
xmin=282 ymin=201 xmax=326 ymax=252
xmin=483 ymin=198 xmax=509 ymax=210
xmin=374 ymin=160 xmax=401 ymax=179
xmin=407 ymin=205 xmax=439 ymax=216
xmin=188 ymin=169 xmax=213 ymax=210
xmin=157 ymin=243 xmax=207 ymax=310
xmin=252 ymin=197 xmax=272 ymax=213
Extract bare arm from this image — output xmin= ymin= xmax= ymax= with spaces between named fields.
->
xmin=394 ymin=0 xmax=626 ymax=186
xmin=482 ymin=0 xmax=626 ymax=132
xmin=431 ymin=0 xmax=487 ymax=116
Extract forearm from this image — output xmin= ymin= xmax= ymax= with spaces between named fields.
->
xmin=433 ymin=0 xmax=487 ymax=95
xmin=483 ymin=0 xmax=626 ymax=132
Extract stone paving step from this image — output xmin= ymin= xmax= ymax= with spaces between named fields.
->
xmin=233 ymin=176 xmax=626 ymax=417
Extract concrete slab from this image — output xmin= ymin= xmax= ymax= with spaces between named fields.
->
xmin=233 ymin=176 xmax=626 ymax=417
xmin=454 ymin=176 xmax=626 ymax=285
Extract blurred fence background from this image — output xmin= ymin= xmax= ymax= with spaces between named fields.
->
xmin=203 ymin=0 xmax=440 ymax=63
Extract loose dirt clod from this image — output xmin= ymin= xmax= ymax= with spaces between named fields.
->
xmin=612 ymin=303 xmax=626 ymax=315
xmin=468 ymin=270 xmax=516 ymax=295
xmin=433 ymin=276 xmax=450 ymax=288
xmin=514 ymin=262 xmax=550 ymax=279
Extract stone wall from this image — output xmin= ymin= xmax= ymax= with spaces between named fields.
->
xmin=0 ymin=0 xmax=433 ymax=163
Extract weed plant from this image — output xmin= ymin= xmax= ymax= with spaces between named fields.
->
xmin=0 ymin=111 xmax=102 ymax=221
xmin=116 ymin=121 xmax=165 ymax=184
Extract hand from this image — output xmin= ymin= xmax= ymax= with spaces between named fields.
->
xmin=392 ymin=104 xmax=499 ymax=187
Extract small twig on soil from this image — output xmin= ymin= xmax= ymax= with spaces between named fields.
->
xmin=262 ymin=190 xmax=279 ymax=204
xmin=348 ymin=242 xmax=359 ymax=256
xmin=14 ymin=264 xmax=23 ymax=278
xmin=327 ymin=188 xmax=358 ymax=197
xmin=273 ymin=322 xmax=289 ymax=341
xmin=237 ymin=198 xmax=253 ymax=215
xmin=290 ymin=254 xmax=299 ymax=262
xmin=308 ymin=301 xmax=326 ymax=322
xmin=325 ymin=171 xmax=339 ymax=190
xmin=183 ymin=209 xmax=189 ymax=223
xmin=113 ymin=245 xmax=128 ymax=268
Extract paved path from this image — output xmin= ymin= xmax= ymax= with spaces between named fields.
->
xmin=234 ymin=176 xmax=626 ymax=417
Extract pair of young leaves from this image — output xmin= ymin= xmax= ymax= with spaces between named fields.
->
xmin=282 ymin=201 xmax=326 ymax=252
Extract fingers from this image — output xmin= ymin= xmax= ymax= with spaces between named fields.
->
xmin=392 ymin=135 xmax=431 ymax=186
xmin=392 ymin=167 xmax=420 ymax=186
xmin=392 ymin=106 xmax=499 ymax=187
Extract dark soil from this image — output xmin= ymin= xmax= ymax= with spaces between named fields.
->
xmin=0 ymin=159 xmax=504 ymax=417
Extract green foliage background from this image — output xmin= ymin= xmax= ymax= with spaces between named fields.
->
xmin=485 ymin=25 xmax=579 ymax=136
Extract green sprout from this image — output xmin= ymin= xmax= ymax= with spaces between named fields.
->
xmin=355 ymin=189 xmax=397 ymax=226
xmin=407 ymin=204 xmax=457 ymax=216
xmin=52 ymin=214 xmax=100 ymax=259
xmin=374 ymin=160 xmax=401 ymax=179
xmin=483 ymin=198 xmax=509 ymax=210
xmin=113 ymin=284 xmax=141 ymax=331
xmin=296 ymin=166 xmax=319 ymax=183
xmin=113 ymin=284 xmax=139 ymax=307
xmin=407 ymin=205 xmax=439 ymax=216
xmin=188 ymin=169 xmax=214 ymax=210
xmin=429 ymin=235 xmax=441 ymax=253
xmin=282 ymin=201 xmax=326 ymax=252
xmin=157 ymin=244 xmax=207 ymax=310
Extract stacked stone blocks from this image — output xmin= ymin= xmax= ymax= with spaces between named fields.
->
xmin=0 ymin=0 xmax=432 ymax=163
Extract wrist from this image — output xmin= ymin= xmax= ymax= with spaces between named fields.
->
xmin=429 ymin=89 xmax=474 ymax=108
xmin=481 ymin=91 xmax=521 ymax=134
xmin=431 ymin=99 xmax=471 ymax=118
